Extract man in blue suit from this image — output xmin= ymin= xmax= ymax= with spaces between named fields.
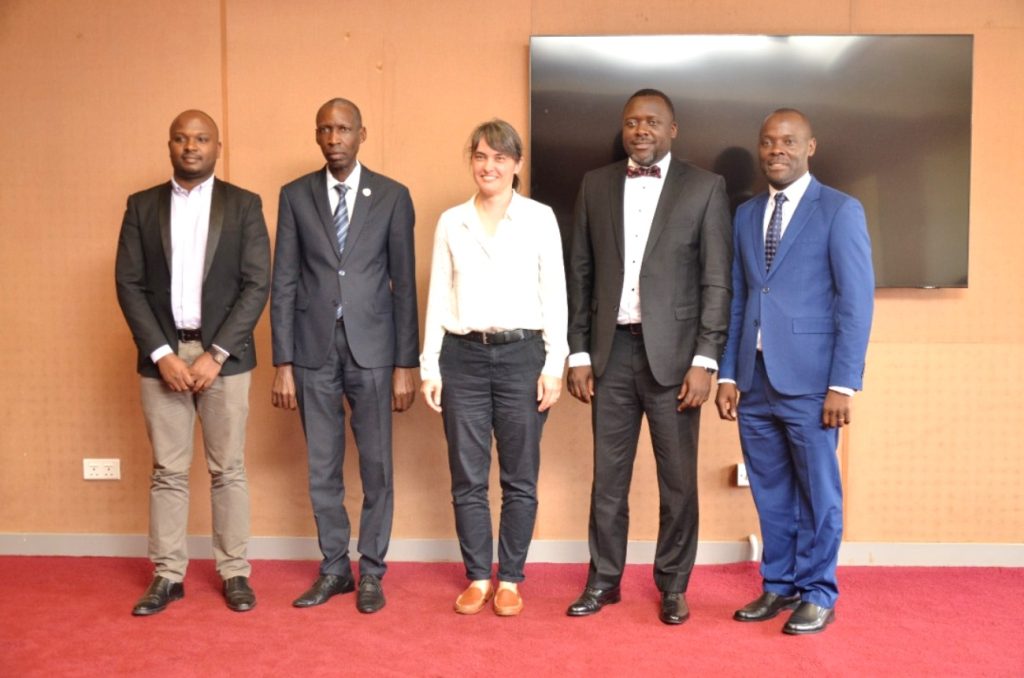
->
xmin=715 ymin=109 xmax=874 ymax=635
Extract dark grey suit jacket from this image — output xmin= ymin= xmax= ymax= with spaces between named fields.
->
xmin=567 ymin=158 xmax=732 ymax=386
xmin=270 ymin=166 xmax=419 ymax=370
xmin=115 ymin=179 xmax=271 ymax=378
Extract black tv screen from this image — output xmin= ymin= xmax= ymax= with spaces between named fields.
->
xmin=530 ymin=35 xmax=972 ymax=288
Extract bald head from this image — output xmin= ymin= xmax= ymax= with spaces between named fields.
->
xmin=168 ymin=109 xmax=221 ymax=189
xmin=317 ymin=98 xmax=362 ymax=129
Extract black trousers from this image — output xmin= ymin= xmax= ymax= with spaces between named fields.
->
xmin=440 ymin=333 xmax=548 ymax=582
xmin=294 ymin=321 xmax=394 ymax=579
xmin=587 ymin=328 xmax=700 ymax=593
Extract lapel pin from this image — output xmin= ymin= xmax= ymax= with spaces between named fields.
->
xmin=362 ymin=187 xmax=371 ymax=197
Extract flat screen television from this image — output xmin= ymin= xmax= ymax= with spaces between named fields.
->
xmin=529 ymin=35 xmax=972 ymax=288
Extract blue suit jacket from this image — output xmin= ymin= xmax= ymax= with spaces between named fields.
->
xmin=719 ymin=176 xmax=874 ymax=396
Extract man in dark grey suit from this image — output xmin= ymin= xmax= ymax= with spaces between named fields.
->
xmin=270 ymin=98 xmax=419 ymax=614
xmin=116 ymin=110 xmax=270 ymax=616
xmin=565 ymin=89 xmax=732 ymax=624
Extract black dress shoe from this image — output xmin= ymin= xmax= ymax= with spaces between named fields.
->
xmin=356 ymin=574 xmax=385 ymax=613
xmin=733 ymin=591 xmax=800 ymax=622
xmin=659 ymin=591 xmax=689 ymax=625
xmin=292 ymin=574 xmax=355 ymax=608
xmin=223 ymin=576 xmax=256 ymax=612
xmin=132 ymin=576 xmax=184 ymax=616
xmin=566 ymin=585 xmax=621 ymax=616
xmin=783 ymin=602 xmax=835 ymax=635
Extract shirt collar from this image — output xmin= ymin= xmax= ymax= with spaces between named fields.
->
xmin=171 ymin=174 xmax=215 ymax=196
xmin=768 ymin=171 xmax=812 ymax=205
xmin=627 ymin=151 xmax=672 ymax=176
xmin=326 ymin=161 xmax=362 ymax=193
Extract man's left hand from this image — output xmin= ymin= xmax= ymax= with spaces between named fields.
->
xmin=822 ymin=391 xmax=851 ymax=428
xmin=190 ymin=351 xmax=222 ymax=393
xmin=393 ymin=367 xmax=417 ymax=412
xmin=677 ymin=366 xmax=713 ymax=411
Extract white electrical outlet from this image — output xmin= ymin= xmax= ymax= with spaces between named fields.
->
xmin=735 ymin=462 xmax=750 ymax=487
xmin=83 ymin=458 xmax=121 ymax=480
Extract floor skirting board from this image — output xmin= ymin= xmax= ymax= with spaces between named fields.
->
xmin=0 ymin=533 xmax=1021 ymax=566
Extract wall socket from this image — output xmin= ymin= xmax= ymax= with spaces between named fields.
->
xmin=83 ymin=458 xmax=121 ymax=480
xmin=735 ymin=462 xmax=750 ymax=487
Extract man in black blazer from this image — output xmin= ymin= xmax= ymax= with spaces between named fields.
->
xmin=566 ymin=90 xmax=732 ymax=624
xmin=271 ymin=98 xmax=419 ymax=614
xmin=116 ymin=110 xmax=270 ymax=616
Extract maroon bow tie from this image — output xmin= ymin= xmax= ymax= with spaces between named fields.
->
xmin=626 ymin=164 xmax=661 ymax=179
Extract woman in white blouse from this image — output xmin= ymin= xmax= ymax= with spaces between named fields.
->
xmin=420 ymin=120 xmax=568 ymax=616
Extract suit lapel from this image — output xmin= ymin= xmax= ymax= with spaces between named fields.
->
xmin=309 ymin=169 xmax=342 ymax=259
xmin=767 ymin=178 xmax=820 ymax=277
xmin=341 ymin=167 xmax=373 ymax=266
xmin=642 ymin=159 xmax=683 ymax=263
xmin=203 ymin=179 xmax=225 ymax=281
xmin=609 ymin=162 xmax=626 ymax=263
xmin=751 ymin=193 xmax=770 ymax=278
xmin=158 ymin=183 xmax=173 ymax=272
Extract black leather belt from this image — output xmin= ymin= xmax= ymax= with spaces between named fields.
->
xmin=616 ymin=323 xmax=642 ymax=335
xmin=176 ymin=328 xmax=202 ymax=342
xmin=453 ymin=329 xmax=539 ymax=345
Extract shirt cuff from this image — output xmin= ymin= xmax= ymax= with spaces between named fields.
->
xmin=150 ymin=344 xmax=173 ymax=364
xmin=691 ymin=355 xmax=718 ymax=371
xmin=829 ymin=386 xmax=855 ymax=397
xmin=211 ymin=344 xmax=230 ymax=359
xmin=567 ymin=352 xmax=591 ymax=368
xmin=717 ymin=378 xmax=736 ymax=385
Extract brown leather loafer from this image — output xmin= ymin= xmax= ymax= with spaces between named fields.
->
xmin=454 ymin=583 xmax=494 ymax=615
xmin=493 ymin=588 xmax=524 ymax=617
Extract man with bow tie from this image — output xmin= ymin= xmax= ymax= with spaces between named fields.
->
xmin=565 ymin=89 xmax=732 ymax=624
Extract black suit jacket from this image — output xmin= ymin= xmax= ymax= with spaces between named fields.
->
xmin=567 ymin=158 xmax=732 ymax=386
xmin=270 ymin=165 xmax=419 ymax=370
xmin=115 ymin=179 xmax=271 ymax=378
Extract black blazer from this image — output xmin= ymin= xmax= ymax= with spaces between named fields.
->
xmin=567 ymin=158 xmax=733 ymax=386
xmin=115 ymin=179 xmax=271 ymax=378
xmin=270 ymin=166 xmax=419 ymax=370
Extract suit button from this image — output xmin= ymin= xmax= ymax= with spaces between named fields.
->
xmin=762 ymin=287 xmax=769 ymax=294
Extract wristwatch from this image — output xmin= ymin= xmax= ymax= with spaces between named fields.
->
xmin=704 ymin=367 xmax=717 ymax=375
xmin=208 ymin=348 xmax=229 ymax=366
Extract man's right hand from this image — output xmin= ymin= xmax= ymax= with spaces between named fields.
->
xmin=421 ymin=379 xmax=443 ymax=413
xmin=157 ymin=354 xmax=195 ymax=392
xmin=715 ymin=382 xmax=740 ymax=421
xmin=567 ymin=365 xmax=595 ymax=404
xmin=271 ymin=364 xmax=298 ymax=410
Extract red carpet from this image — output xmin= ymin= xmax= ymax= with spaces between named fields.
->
xmin=0 ymin=557 xmax=1021 ymax=676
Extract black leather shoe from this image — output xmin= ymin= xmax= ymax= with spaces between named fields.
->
xmin=566 ymin=585 xmax=621 ymax=616
xmin=356 ymin=574 xmax=385 ymax=613
xmin=659 ymin=591 xmax=689 ymax=625
xmin=783 ymin=602 xmax=835 ymax=635
xmin=733 ymin=591 xmax=800 ymax=622
xmin=223 ymin=576 xmax=256 ymax=612
xmin=292 ymin=574 xmax=355 ymax=608
xmin=132 ymin=576 xmax=184 ymax=616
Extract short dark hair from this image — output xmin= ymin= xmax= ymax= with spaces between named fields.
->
xmin=468 ymin=119 xmax=523 ymax=191
xmin=625 ymin=88 xmax=675 ymax=119
xmin=763 ymin=108 xmax=813 ymax=136
xmin=318 ymin=98 xmax=363 ymax=128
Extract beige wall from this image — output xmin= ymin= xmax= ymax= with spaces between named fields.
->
xmin=1 ymin=0 xmax=1021 ymax=546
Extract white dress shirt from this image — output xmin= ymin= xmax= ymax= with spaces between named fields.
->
xmin=420 ymin=192 xmax=569 ymax=382
xmin=568 ymin=153 xmax=716 ymax=371
xmin=149 ymin=175 xmax=214 ymax=364
xmin=326 ymin=162 xmax=361 ymax=222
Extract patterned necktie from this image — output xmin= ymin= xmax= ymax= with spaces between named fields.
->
xmin=765 ymin=192 xmax=787 ymax=272
xmin=626 ymin=164 xmax=661 ymax=179
xmin=334 ymin=184 xmax=350 ymax=255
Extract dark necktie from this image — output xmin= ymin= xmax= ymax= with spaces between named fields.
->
xmin=765 ymin=192 xmax=787 ymax=272
xmin=626 ymin=164 xmax=661 ymax=179
xmin=334 ymin=184 xmax=350 ymax=255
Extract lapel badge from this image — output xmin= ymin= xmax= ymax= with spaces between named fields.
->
xmin=362 ymin=187 xmax=371 ymax=197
